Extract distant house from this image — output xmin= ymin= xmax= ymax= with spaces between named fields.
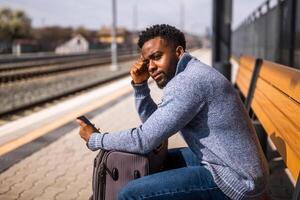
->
xmin=55 ymin=34 xmax=89 ymax=54
xmin=98 ymin=26 xmax=130 ymax=44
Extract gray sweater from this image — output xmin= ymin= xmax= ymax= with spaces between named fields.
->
xmin=88 ymin=53 xmax=269 ymax=200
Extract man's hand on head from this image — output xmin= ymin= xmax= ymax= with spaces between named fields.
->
xmin=130 ymin=56 xmax=150 ymax=84
xmin=77 ymin=119 xmax=95 ymax=142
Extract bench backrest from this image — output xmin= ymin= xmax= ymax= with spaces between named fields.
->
xmin=236 ymin=56 xmax=300 ymax=182
xmin=251 ymin=60 xmax=300 ymax=181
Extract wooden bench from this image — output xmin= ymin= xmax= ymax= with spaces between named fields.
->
xmin=235 ymin=56 xmax=300 ymax=200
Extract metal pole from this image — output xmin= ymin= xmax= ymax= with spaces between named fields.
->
xmin=289 ymin=0 xmax=297 ymax=68
xmin=111 ymin=0 xmax=118 ymax=71
xmin=212 ymin=0 xmax=232 ymax=81
xmin=180 ymin=2 xmax=185 ymax=31
xmin=132 ymin=4 xmax=138 ymax=54
xmin=133 ymin=4 xmax=138 ymax=31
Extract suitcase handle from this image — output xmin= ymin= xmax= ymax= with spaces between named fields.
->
xmin=103 ymin=164 xmax=119 ymax=181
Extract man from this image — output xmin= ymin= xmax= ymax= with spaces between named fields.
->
xmin=77 ymin=24 xmax=269 ymax=200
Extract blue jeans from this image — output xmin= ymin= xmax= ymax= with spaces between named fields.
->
xmin=118 ymin=147 xmax=230 ymax=200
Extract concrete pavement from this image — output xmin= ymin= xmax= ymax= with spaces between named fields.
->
xmin=0 ymin=72 xmax=187 ymax=200
xmin=0 ymin=49 xmax=294 ymax=200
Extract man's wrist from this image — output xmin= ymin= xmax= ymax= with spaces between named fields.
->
xmin=86 ymin=133 xmax=100 ymax=151
xmin=86 ymin=132 xmax=108 ymax=151
xmin=131 ymin=80 xmax=150 ymax=97
xmin=85 ymin=133 xmax=92 ymax=142
xmin=132 ymin=79 xmax=148 ymax=85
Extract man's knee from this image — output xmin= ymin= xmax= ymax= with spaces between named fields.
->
xmin=117 ymin=180 xmax=143 ymax=200
xmin=117 ymin=187 xmax=129 ymax=200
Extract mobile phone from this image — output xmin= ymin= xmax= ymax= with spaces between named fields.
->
xmin=77 ymin=115 xmax=100 ymax=133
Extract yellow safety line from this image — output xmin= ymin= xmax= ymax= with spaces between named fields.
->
xmin=0 ymin=85 xmax=133 ymax=156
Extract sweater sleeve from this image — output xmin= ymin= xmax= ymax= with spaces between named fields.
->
xmin=87 ymin=76 xmax=206 ymax=154
xmin=131 ymin=81 xmax=158 ymax=123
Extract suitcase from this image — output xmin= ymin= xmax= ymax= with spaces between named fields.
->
xmin=91 ymin=141 xmax=168 ymax=200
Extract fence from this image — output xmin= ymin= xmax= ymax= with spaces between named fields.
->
xmin=232 ymin=0 xmax=300 ymax=69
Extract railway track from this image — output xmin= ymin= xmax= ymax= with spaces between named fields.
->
xmin=0 ymin=52 xmax=105 ymax=71
xmin=0 ymin=54 xmax=136 ymax=83
xmin=0 ymin=72 xmax=130 ymax=125
xmin=0 ymin=49 xmax=134 ymax=65
xmin=0 ymin=53 xmax=137 ymax=124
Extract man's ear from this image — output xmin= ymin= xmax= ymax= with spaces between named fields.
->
xmin=175 ymin=46 xmax=184 ymax=59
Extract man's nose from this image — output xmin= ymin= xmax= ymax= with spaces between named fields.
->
xmin=148 ymin=60 xmax=157 ymax=74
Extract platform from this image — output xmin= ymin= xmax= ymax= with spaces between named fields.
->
xmin=0 ymin=49 xmax=293 ymax=200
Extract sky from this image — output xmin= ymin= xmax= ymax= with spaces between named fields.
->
xmin=0 ymin=0 xmax=266 ymax=35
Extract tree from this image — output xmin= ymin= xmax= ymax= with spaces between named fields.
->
xmin=33 ymin=26 xmax=73 ymax=51
xmin=0 ymin=7 xmax=32 ymax=42
xmin=74 ymin=26 xmax=98 ymax=41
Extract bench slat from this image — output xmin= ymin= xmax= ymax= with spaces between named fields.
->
xmin=256 ymin=78 xmax=300 ymax=130
xmin=259 ymin=61 xmax=300 ymax=103
xmin=239 ymin=56 xmax=256 ymax=72
xmin=237 ymin=75 xmax=250 ymax=96
xmin=236 ymin=63 xmax=253 ymax=96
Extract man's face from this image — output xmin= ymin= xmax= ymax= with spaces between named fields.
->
xmin=141 ymin=37 xmax=180 ymax=88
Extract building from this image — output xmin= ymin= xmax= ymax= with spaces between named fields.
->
xmin=98 ymin=26 xmax=131 ymax=44
xmin=12 ymin=39 xmax=39 ymax=55
xmin=55 ymin=34 xmax=89 ymax=54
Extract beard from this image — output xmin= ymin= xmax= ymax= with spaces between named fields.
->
xmin=156 ymin=81 xmax=165 ymax=89
xmin=154 ymin=73 xmax=170 ymax=89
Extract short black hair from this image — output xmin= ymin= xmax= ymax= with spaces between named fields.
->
xmin=138 ymin=24 xmax=186 ymax=50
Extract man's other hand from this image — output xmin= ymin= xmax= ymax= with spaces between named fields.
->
xmin=130 ymin=56 xmax=150 ymax=84
xmin=77 ymin=119 xmax=94 ymax=142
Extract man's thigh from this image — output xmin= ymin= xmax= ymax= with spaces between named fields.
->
xmin=118 ymin=166 xmax=229 ymax=200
